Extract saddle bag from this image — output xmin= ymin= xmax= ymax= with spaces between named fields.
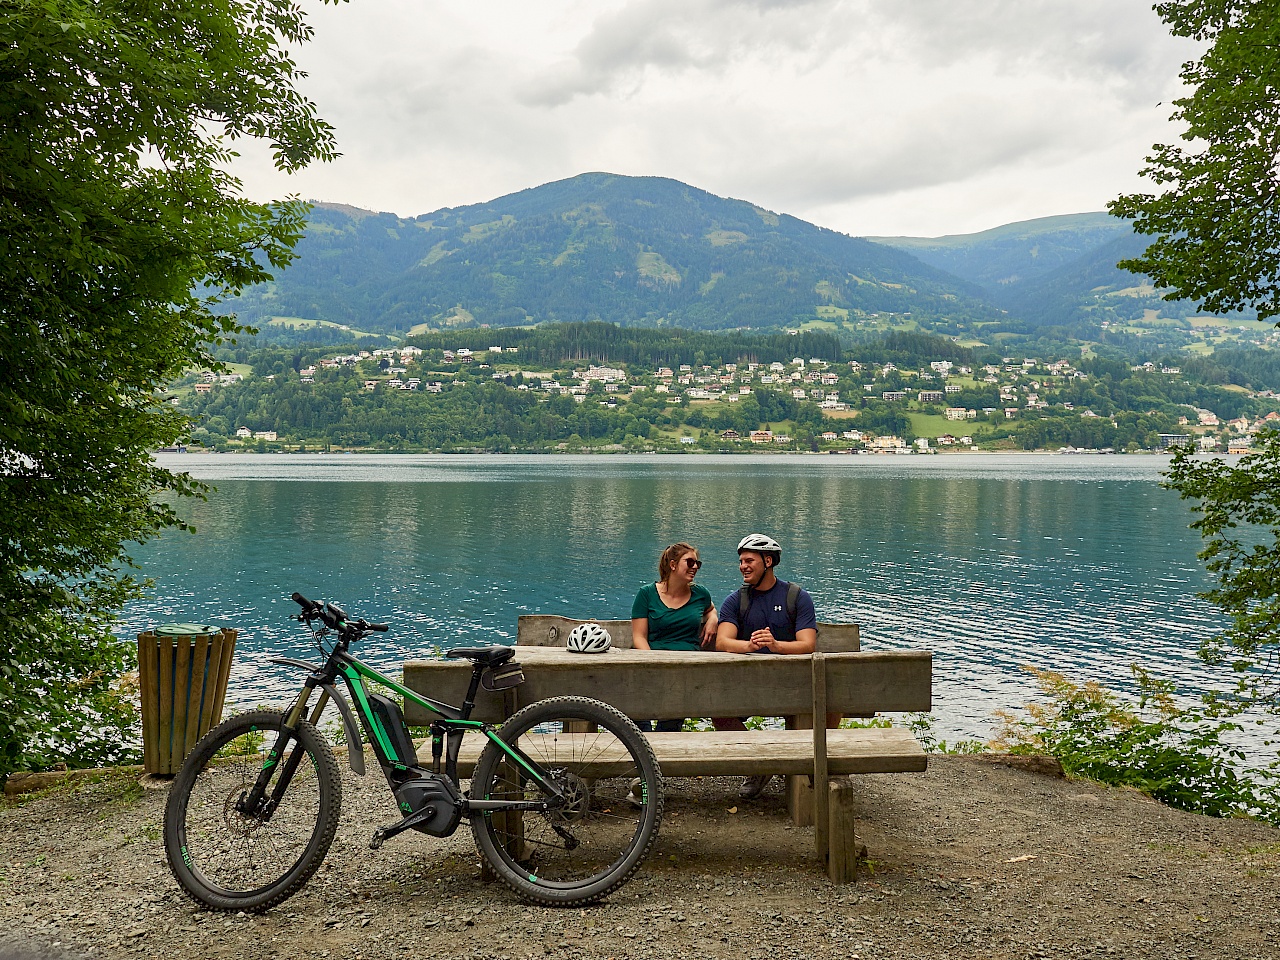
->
xmin=482 ymin=660 xmax=525 ymax=691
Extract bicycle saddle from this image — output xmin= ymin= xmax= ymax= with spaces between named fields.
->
xmin=445 ymin=646 xmax=516 ymax=666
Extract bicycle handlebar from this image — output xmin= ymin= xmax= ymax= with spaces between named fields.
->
xmin=292 ymin=592 xmax=387 ymax=633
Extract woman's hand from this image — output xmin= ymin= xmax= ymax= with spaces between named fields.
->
xmin=700 ymin=606 xmax=719 ymax=649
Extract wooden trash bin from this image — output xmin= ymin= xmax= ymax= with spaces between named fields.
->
xmin=137 ymin=624 xmax=237 ymax=775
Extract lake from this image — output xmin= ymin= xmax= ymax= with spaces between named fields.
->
xmin=124 ymin=452 xmax=1232 ymax=745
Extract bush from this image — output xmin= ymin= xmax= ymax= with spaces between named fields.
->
xmin=994 ymin=666 xmax=1279 ymax=823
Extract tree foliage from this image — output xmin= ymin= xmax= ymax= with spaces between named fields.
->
xmin=0 ymin=0 xmax=340 ymax=774
xmin=1110 ymin=0 xmax=1280 ymax=319
xmin=1165 ymin=430 xmax=1280 ymax=713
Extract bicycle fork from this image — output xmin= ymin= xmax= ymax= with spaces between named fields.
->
xmin=238 ymin=684 xmax=328 ymax=820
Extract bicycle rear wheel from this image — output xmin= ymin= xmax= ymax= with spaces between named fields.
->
xmin=470 ymin=696 xmax=663 ymax=906
xmin=163 ymin=710 xmax=342 ymax=912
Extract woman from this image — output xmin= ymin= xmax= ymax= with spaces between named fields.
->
xmin=631 ymin=542 xmax=718 ymax=733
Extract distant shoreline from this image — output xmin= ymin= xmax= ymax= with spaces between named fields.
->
xmin=157 ymin=447 xmax=1173 ymax=457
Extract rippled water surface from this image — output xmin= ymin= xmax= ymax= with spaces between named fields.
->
xmin=124 ymin=453 xmax=1231 ymax=742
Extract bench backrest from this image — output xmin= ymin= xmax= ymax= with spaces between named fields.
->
xmin=402 ymin=647 xmax=930 ymax=725
xmin=514 ymin=615 xmax=860 ymax=652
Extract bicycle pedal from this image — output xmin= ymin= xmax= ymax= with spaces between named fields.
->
xmin=369 ymin=828 xmax=387 ymax=850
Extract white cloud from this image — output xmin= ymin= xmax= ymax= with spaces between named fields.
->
xmin=227 ymin=0 xmax=1199 ymax=236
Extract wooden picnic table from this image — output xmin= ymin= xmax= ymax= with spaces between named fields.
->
xmin=403 ymin=640 xmax=932 ymax=882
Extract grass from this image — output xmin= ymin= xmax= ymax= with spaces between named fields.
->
xmin=2 ymin=767 xmax=147 ymax=811
xmin=908 ymin=412 xmax=969 ymax=438
xmin=796 ymin=318 xmax=842 ymax=332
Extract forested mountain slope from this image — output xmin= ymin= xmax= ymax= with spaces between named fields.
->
xmin=222 ymin=173 xmax=991 ymax=334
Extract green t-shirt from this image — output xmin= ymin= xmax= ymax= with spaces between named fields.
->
xmin=630 ymin=582 xmax=713 ymax=651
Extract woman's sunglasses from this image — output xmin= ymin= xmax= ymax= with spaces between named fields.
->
xmin=683 ymin=558 xmax=703 ymax=570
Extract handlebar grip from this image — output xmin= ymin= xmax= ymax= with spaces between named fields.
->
xmin=292 ymin=592 xmax=316 ymax=610
xmin=368 ymin=623 xmax=389 ymax=632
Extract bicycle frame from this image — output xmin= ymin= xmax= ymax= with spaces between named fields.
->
xmin=240 ymin=638 xmax=563 ymax=824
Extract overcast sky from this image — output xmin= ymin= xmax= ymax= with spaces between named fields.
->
xmin=231 ymin=0 xmax=1199 ymax=238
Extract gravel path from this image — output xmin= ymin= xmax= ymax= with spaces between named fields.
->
xmin=2 ymin=755 xmax=1278 ymax=960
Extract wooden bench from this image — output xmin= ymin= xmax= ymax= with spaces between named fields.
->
xmin=402 ymin=617 xmax=931 ymax=882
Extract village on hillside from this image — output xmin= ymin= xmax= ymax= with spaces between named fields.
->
xmin=172 ymin=336 xmax=1280 ymax=455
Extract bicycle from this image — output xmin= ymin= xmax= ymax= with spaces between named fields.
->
xmin=163 ymin=593 xmax=663 ymax=910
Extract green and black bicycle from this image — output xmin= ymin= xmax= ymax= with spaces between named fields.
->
xmin=163 ymin=593 xmax=663 ymax=910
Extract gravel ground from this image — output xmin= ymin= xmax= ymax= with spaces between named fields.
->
xmin=2 ymin=754 xmax=1279 ymax=960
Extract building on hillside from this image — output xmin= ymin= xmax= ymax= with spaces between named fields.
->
xmin=919 ymin=390 xmax=945 ymax=403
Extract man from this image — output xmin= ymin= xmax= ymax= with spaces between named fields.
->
xmin=714 ymin=533 xmax=818 ymax=798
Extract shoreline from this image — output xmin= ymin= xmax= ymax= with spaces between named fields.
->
xmin=156 ymin=447 xmax=1175 ymax=456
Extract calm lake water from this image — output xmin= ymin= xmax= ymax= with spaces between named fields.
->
xmin=124 ymin=452 xmax=1237 ymax=744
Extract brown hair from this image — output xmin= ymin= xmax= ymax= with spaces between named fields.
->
xmin=658 ymin=542 xmax=698 ymax=584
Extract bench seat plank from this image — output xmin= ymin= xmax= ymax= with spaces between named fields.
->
xmin=417 ymin=727 xmax=925 ymax=779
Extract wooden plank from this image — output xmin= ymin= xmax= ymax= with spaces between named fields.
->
xmin=828 ymin=777 xmax=859 ymax=883
xmin=812 ymin=653 xmax=829 ymax=862
xmin=515 ymin=615 xmax=859 ymax=652
xmin=517 ymin=617 xmax=635 ymax=648
xmin=137 ymin=632 xmax=159 ymax=775
xmin=188 ymin=632 xmax=210 ymax=755
xmin=172 ymin=636 xmax=193 ymax=769
xmin=210 ymin=629 xmax=237 ymax=726
xmin=201 ymin=631 xmax=225 ymax=738
xmin=403 ymin=647 xmax=931 ymax=725
xmin=419 ymin=727 xmax=926 ymax=779
xmin=157 ymin=636 xmax=175 ymax=774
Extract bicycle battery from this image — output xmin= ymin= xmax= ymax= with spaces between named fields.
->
xmin=366 ymin=692 xmax=419 ymax=767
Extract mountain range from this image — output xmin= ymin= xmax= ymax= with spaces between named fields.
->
xmin=221 ymin=172 xmax=1210 ymax=340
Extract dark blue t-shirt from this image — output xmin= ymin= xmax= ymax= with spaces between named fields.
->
xmin=717 ymin=579 xmax=816 ymax=647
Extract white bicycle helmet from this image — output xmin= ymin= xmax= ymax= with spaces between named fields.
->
xmin=737 ymin=533 xmax=782 ymax=563
xmin=566 ymin=622 xmax=612 ymax=654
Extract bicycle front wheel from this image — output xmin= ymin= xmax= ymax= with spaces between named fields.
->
xmin=163 ymin=710 xmax=342 ymax=912
xmin=470 ymin=696 xmax=663 ymax=906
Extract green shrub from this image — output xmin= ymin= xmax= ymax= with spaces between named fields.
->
xmin=995 ymin=666 xmax=1279 ymax=823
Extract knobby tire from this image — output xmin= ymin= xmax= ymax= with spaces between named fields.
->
xmin=163 ymin=710 xmax=343 ymax=912
xmin=470 ymin=696 xmax=663 ymax=906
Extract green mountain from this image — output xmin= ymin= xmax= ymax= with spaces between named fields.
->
xmin=868 ymin=213 xmax=1257 ymax=329
xmin=867 ymin=212 xmax=1134 ymax=291
xmin=223 ymin=173 xmax=993 ymax=335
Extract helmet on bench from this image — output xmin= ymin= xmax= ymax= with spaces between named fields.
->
xmin=566 ymin=622 xmax=612 ymax=654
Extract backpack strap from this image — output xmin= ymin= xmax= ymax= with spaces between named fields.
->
xmin=738 ymin=585 xmax=752 ymax=620
xmin=785 ymin=581 xmax=800 ymax=621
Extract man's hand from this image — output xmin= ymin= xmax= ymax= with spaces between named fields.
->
xmin=748 ymin=628 xmax=776 ymax=652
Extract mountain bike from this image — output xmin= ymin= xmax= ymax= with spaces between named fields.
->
xmin=162 ymin=593 xmax=663 ymax=910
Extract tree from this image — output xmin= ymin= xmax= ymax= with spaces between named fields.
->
xmin=0 ymin=0 xmax=342 ymax=774
xmin=1165 ymin=432 xmax=1280 ymax=714
xmin=1109 ymin=1 xmax=1280 ymax=319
